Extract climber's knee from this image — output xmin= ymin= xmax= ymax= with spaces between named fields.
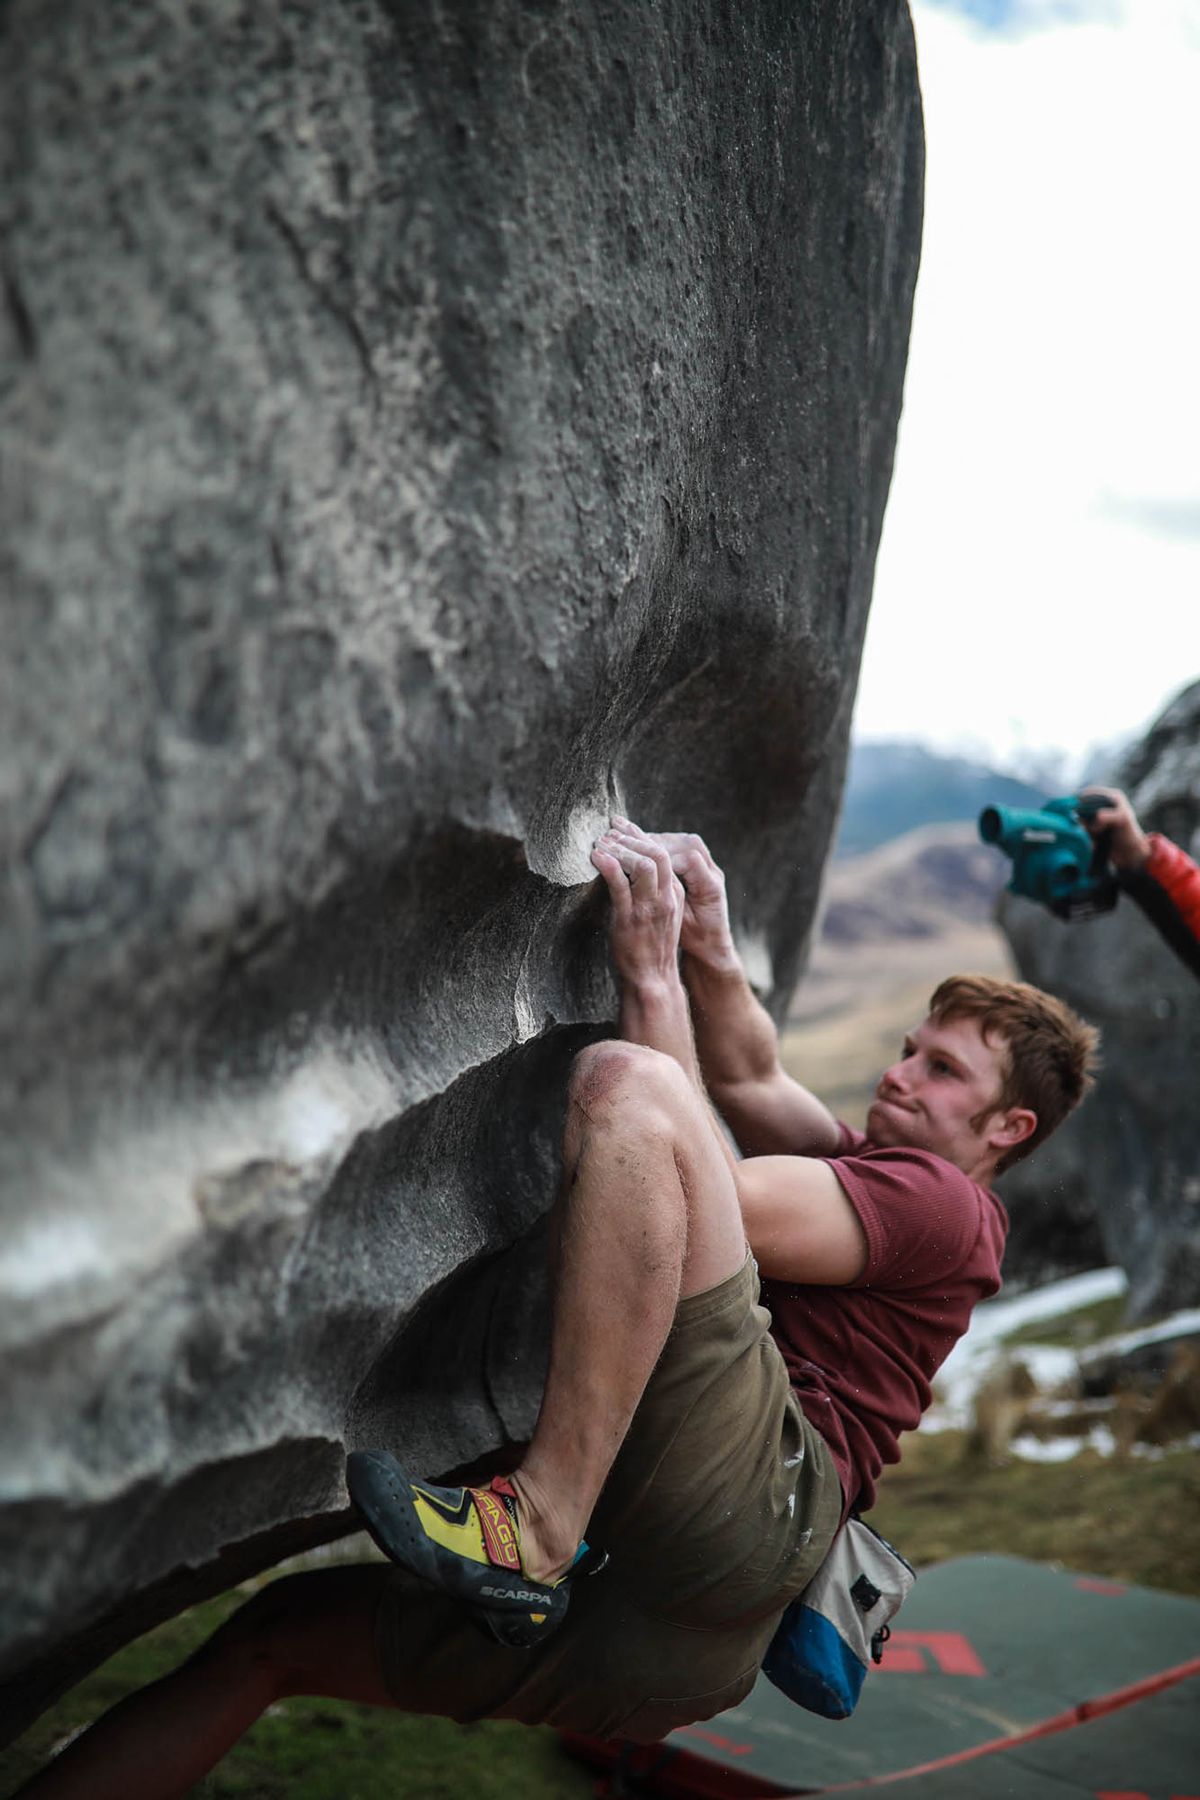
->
xmin=567 ymin=1040 xmax=695 ymax=1138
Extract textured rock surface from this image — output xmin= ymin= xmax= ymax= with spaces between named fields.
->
xmin=997 ymin=683 xmax=1200 ymax=1312
xmin=0 ymin=0 xmax=922 ymax=1737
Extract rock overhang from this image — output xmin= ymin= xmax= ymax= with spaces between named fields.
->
xmin=0 ymin=0 xmax=923 ymax=1738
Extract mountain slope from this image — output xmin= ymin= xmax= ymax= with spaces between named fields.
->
xmin=785 ymin=822 xmax=1014 ymax=1120
xmin=835 ymin=740 xmax=1047 ymax=858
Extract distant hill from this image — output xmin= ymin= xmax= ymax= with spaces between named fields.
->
xmin=834 ymin=741 xmax=1047 ymax=858
xmin=820 ymin=821 xmax=1007 ymax=946
xmin=785 ymin=821 xmax=1015 ymax=1118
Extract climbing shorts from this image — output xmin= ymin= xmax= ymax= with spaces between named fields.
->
xmin=372 ymin=1254 xmax=843 ymax=1742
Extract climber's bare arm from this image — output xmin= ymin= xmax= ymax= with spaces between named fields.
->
xmin=683 ymin=953 xmax=841 ymax=1157
xmin=642 ymin=828 xmax=840 ymax=1158
xmin=736 ymin=1155 xmax=867 ymax=1284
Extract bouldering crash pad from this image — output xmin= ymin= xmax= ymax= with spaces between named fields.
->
xmin=563 ymin=1555 xmax=1200 ymax=1796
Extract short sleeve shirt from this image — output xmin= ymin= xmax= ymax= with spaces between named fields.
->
xmin=761 ymin=1124 xmax=1008 ymax=1516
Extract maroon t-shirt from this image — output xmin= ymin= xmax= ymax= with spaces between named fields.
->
xmin=761 ymin=1124 xmax=1008 ymax=1517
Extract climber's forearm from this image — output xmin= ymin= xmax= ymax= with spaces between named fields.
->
xmin=682 ymin=945 xmax=780 ymax=1091
xmin=682 ymin=947 xmax=840 ymax=1158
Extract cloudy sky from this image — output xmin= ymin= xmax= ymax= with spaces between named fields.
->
xmin=852 ymin=0 xmax=1200 ymax=777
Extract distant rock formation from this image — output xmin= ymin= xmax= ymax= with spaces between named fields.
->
xmin=0 ymin=0 xmax=923 ymax=1738
xmin=997 ymin=683 xmax=1200 ymax=1314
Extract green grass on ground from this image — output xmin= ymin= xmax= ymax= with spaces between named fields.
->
xmin=0 ymin=1575 xmax=595 ymax=1800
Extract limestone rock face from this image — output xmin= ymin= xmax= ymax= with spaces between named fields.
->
xmin=0 ymin=0 xmax=922 ymax=1736
xmin=997 ymin=684 xmax=1200 ymax=1315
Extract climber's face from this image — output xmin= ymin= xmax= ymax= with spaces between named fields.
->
xmin=866 ymin=1014 xmax=1033 ymax=1181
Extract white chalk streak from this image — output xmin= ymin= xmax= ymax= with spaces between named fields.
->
xmin=0 ymin=1046 xmax=396 ymax=1319
xmin=0 ymin=1217 xmax=107 ymax=1298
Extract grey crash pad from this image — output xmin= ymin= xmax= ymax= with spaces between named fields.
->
xmin=567 ymin=1555 xmax=1200 ymax=1796
xmin=868 ymin=1665 xmax=1200 ymax=1797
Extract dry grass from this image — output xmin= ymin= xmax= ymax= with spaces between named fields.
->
xmin=872 ymin=1429 xmax=1200 ymax=1597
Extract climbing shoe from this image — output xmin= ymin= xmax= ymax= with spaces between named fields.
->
xmin=346 ymin=1449 xmax=597 ymax=1650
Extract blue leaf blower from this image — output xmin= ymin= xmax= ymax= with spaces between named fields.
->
xmin=978 ymin=794 xmax=1119 ymax=921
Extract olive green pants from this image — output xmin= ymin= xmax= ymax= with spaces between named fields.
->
xmin=373 ymin=1256 xmax=842 ymax=1743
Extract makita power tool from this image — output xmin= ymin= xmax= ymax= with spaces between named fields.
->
xmin=978 ymin=794 xmax=1118 ymax=921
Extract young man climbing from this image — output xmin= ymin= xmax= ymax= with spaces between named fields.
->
xmin=20 ymin=820 xmax=1100 ymax=1799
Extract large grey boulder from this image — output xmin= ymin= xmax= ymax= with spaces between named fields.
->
xmin=997 ymin=683 xmax=1200 ymax=1315
xmin=0 ymin=0 xmax=923 ymax=1739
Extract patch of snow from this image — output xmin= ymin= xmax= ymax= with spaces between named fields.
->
xmin=1036 ymin=1397 xmax=1111 ymax=1420
xmin=925 ymin=1267 xmax=1128 ymax=1432
xmin=1017 ymin=1427 xmax=1200 ymax=1463
xmin=1127 ymin=1433 xmax=1200 ymax=1461
xmin=1010 ymin=1425 xmax=1117 ymax=1463
xmin=1079 ymin=1309 xmax=1200 ymax=1365
xmin=969 ymin=1268 xmax=1129 ymax=1346
xmin=922 ymin=1266 xmax=1200 ymax=1462
xmin=1015 ymin=1345 xmax=1079 ymax=1391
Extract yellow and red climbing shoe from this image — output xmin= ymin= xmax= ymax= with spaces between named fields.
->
xmin=346 ymin=1449 xmax=595 ymax=1650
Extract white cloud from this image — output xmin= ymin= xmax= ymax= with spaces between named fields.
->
xmin=854 ymin=0 xmax=1200 ymax=770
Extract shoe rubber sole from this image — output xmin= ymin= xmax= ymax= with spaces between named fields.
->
xmin=346 ymin=1449 xmax=571 ymax=1650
